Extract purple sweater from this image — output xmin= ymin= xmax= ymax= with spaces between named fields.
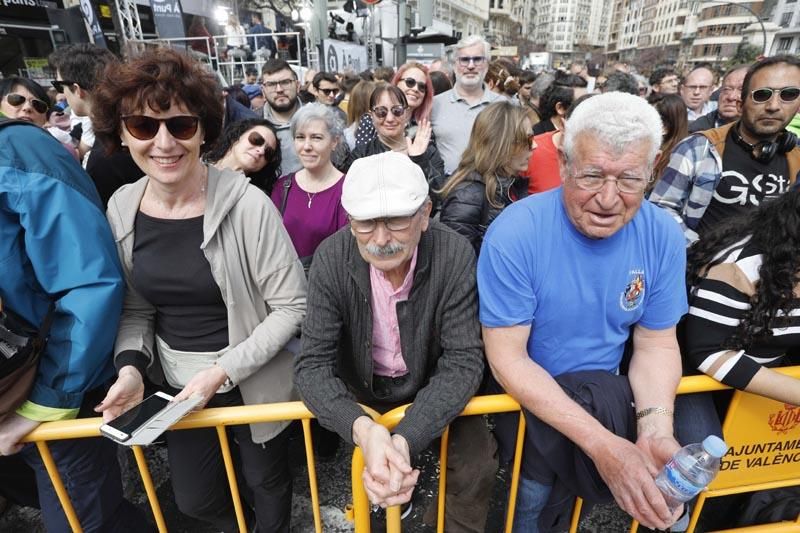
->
xmin=270 ymin=172 xmax=349 ymax=258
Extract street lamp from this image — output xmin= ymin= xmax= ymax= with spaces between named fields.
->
xmin=697 ymin=0 xmax=768 ymax=56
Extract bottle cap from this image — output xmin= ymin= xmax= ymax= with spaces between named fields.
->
xmin=702 ymin=435 xmax=728 ymax=458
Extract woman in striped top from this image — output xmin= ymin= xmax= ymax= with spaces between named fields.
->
xmin=684 ymin=187 xmax=800 ymax=405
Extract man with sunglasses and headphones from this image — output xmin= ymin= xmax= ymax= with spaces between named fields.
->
xmin=651 ymin=55 xmax=800 ymax=243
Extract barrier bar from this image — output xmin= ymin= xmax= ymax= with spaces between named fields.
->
xmin=131 ymin=445 xmax=168 ymax=533
xmin=35 ymin=441 xmax=83 ymax=533
xmin=436 ymin=425 xmax=449 ymax=533
xmin=301 ymin=418 xmax=323 ymax=533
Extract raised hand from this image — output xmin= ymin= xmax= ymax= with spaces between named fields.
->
xmin=406 ymin=119 xmax=432 ymax=157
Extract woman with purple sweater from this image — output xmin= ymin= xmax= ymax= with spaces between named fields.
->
xmin=271 ymin=103 xmax=348 ymax=269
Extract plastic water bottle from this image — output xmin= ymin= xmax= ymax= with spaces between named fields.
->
xmin=655 ymin=435 xmax=729 ymax=513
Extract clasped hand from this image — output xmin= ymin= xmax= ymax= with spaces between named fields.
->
xmin=354 ymin=417 xmax=419 ymax=508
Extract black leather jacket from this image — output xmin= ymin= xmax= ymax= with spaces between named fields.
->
xmin=439 ymin=170 xmax=528 ymax=255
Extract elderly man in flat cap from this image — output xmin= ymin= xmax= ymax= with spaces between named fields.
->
xmin=294 ymin=151 xmax=497 ymax=531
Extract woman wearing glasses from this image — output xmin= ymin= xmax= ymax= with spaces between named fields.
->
xmin=353 ymin=62 xmax=435 ymax=148
xmin=1 ymin=77 xmax=82 ymax=160
xmin=346 ymin=85 xmax=445 ymax=196
xmin=92 ymin=50 xmax=306 ymax=533
xmin=439 ymin=101 xmax=533 ymax=255
xmin=206 ymin=118 xmax=282 ymax=193
xmin=271 ymin=103 xmax=348 ymax=272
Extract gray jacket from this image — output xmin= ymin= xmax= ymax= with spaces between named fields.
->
xmin=294 ymin=222 xmax=484 ymax=455
xmin=107 ymin=165 xmax=307 ymax=442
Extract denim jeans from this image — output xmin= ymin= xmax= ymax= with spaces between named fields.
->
xmin=512 ymin=475 xmax=553 ymax=533
xmin=673 ymin=392 xmax=723 ymax=446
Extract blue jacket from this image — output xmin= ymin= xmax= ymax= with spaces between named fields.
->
xmin=0 ymin=121 xmax=124 ymax=421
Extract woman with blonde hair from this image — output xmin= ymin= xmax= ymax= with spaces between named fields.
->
xmin=439 ymin=100 xmax=534 ymax=254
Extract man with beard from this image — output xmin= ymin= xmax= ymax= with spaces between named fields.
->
xmin=261 ymin=59 xmax=305 ymax=173
xmin=689 ymin=64 xmax=749 ymax=133
xmin=651 ymin=56 xmax=800 ymax=243
xmin=430 ymin=35 xmax=505 ymax=174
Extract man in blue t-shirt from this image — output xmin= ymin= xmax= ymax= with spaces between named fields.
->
xmin=478 ymin=92 xmax=688 ymax=532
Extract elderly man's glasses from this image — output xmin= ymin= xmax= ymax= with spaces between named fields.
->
xmin=371 ymin=105 xmax=406 ymax=119
xmin=401 ymin=78 xmax=427 ymax=92
xmin=122 ymin=115 xmax=199 ymax=140
xmin=457 ymin=56 xmax=486 ymax=67
xmin=350 ymin=212 xmax=419 ymax=234
xmin=5 ymin=94 xmax=49 ymax=114
xmin=750 ymin=86 xmax=800 ymax=104
xmin=571 ymin=174 xmax=649 ymax=194
xmin=262 ymin=79 xmax=295 ymax=90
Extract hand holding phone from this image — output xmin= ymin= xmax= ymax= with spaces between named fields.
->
xmin=95 ymin=366 xmax=145 ymax=423
xmin=99 ymin=391 xmax=204 ymax=446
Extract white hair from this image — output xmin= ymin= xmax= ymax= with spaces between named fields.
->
xmin=562 ymin=92 xmax=662 ymax=166
xmin=453 ymin=35 xmax=491 ymax=59
xmin=290 ymin=102 xmax=344 ymax=139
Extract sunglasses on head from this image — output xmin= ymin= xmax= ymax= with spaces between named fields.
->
xmin=750 ymin=86 xmax=800 ymax=104
xmin=319 ymin=88 xmax=340 ymax=97
xmin=50 ymin=80 xmax=78 ymax=94
xmin=401 ymin=78 xmax=426 ymax=92
xmin=5 ymin=93 xmax=49 ymax=114
xmin=121 ymin=115 xmax=200 ymax=141
xmin=371 ymin=105 xmax=406 ymax=119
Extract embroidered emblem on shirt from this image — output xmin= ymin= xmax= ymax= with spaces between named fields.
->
xmin=620 ymin=270 xmax=645 ymax=311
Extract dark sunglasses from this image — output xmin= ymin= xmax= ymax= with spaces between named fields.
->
xmin=5 ymin=93 xmax=49 ymax=114
xmin=50 ymin=80 xmax=78 ymax=94
xmin=319 ymin=88 xmax=340 ymax=96
xmin=371 ymin=105 xmax=406 ymax=119
xmin=401 ymin=78 xmax=426 ymax=92
xmin=121 ymin=115 xmax=200 ymax=141
xmin=750 ymin=86 xmax=800 ymax=104
xmin=246 ymin=131 xmax=276 ymax=157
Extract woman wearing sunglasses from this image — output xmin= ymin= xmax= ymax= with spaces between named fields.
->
xmin=205 ymin=118 xmax=282 ymax=193
xmin=271 ymin=103 xmax=347 ymax=272
xmin=1 ymin=77 xmax=80 ymax=161
xmin=439 ymin=101 xmax=533 ymax=255
xmin=91 ymin=49 xmax=306 ymax=533
xmin=346 ymin=84 xmax=445 ymax=197
xmin=353 ymin=62 xmax=435 ymax=148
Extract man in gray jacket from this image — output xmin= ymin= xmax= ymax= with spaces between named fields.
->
xmin=294 ymin=151 xmax=497 ymax=532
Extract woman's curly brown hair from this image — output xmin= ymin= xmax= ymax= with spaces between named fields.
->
xmin=91 ymin=48 xmax=223 ymax=155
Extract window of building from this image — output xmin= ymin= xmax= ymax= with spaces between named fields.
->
xmin=781 ymin=12 xmax=793 ymax=27
xmin=778 ymin=37 xmax=793 ymax=51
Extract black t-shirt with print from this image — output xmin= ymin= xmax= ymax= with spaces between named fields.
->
xmin=697 ymin=129 xmax=790 ymax=237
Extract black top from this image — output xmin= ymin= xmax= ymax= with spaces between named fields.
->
xmin=532 ymin=119 xmax=556 ymax=136
xmin=85 ymin=149 xmax=145 ymax=207
xmin=131 ymin=212 xmax=229 ymax=352
xmin=697 ymin=129 xmax=790 ymax=238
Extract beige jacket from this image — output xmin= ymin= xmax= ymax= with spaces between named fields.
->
xmin=106 ymin=165 xmax=307 ymax=442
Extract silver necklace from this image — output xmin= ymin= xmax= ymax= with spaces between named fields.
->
xmin=306 ymin=191 xmax=315 ymax=208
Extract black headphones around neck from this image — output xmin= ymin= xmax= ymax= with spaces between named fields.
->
xmin=730 ymin=122 xmax=797 ymax=163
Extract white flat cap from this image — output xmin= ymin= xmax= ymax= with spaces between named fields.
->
xmin=341 ymin=151 xmax=429 ymax=220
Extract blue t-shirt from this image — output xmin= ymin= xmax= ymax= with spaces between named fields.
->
xmin=477 ymin=187 xmax=688 ymax=377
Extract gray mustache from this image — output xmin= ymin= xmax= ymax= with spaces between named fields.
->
xmin=365 ymin=242 xmax=405 ymax=257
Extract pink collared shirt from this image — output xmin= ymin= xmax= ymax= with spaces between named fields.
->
xmin=369 ymin=248 xmax=418 ymax=377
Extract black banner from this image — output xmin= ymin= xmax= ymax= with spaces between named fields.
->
xmin=79 ymin=0 xmax=106 ymax=47
xmin=148 ymin=0 xmax=185 ymax=39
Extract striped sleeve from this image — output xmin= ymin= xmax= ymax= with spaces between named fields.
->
xmin=684 ymin=262 xmax=784 ymax=390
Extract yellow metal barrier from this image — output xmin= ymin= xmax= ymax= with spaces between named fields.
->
xmin=353 ymin=368 xmax=800 ymax=533
xmin=20 ymin=401 xmax=329 ymax=533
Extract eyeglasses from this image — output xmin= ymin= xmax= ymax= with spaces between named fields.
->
xmin=750 ymin=86 xmax=800 ymax=104
xmin=400 ymin=78 xmax=427 ymax=92
xmin=456 ymin=56 xmax=486 ymax=67
xmin=246 ymin=131 xmax=276 ymax=158
xmin=571 ymin=174 xmax=649 ymax=194
xmin=121 ymin=115 xmax=200 ymax=141
xmin=5 ymin=93 xmax=49 ymax=114
xmin=50 ymin=80 xmax=78 ymax=94
xmin=261 ymin=78 xmax=295 ymax=90
xmin=350 ymin=211 xmax=420 ymax=234
xmin=683 ymin=84 xmax=711 ymax=92
xmin=319 ymin=87 xmax=340 ymax=97
xmin=371 ymin=105 xmax=406 ymax=119
xmin=720 ymin=85 xmax=742 ymax=95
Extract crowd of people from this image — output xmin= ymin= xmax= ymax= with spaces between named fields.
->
xmin=0 ymin=33 xmax=799 ymax=533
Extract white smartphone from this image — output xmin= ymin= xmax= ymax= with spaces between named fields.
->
xmin=100 ymin=391 xmax=173 ymax=443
